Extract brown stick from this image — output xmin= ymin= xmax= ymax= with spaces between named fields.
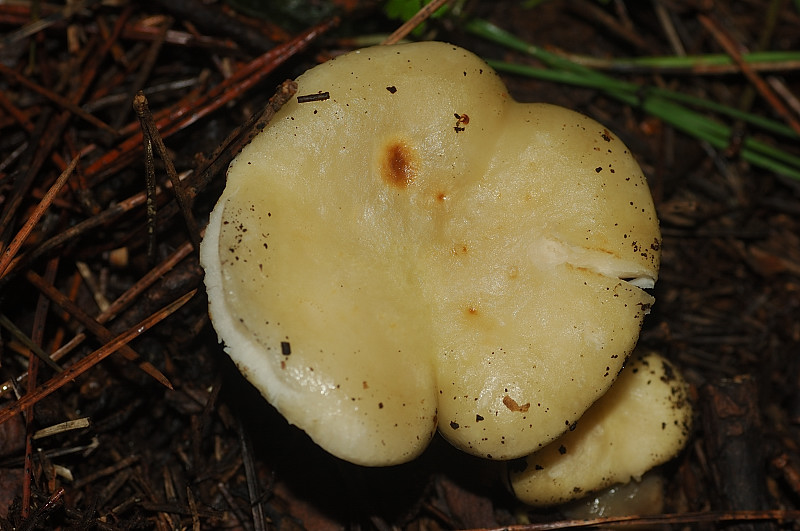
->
xmin=702 ymin=375 xmax=775 ymax=531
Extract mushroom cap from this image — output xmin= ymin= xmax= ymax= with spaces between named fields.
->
xmin=508 ymin=352 xmax=693 ymax=506
xmin=200 ymin=41 xmax=661 ymax=466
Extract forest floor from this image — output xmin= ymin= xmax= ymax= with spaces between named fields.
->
xmin=1 ymin=0 xmax=799 ymax=529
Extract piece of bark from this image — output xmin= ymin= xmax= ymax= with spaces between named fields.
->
xmin=436 ymin=474 xmax=498 ymax=529
xmin=702 ymin=375 xmax=775 ymax=531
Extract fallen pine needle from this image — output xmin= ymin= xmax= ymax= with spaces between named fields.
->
xmin=0 ymin=289 xmax=196 ymax=427
xmin=0 ymin=156 xmax=80 ymax=278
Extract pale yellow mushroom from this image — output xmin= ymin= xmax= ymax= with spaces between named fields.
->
xmin=509 ymin=352 xmax=693 ymax=506
xmin=200 ymin=42 xmax=661 ymax=466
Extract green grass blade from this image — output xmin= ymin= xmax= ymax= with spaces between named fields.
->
xmin=469 ymin=19 xmax=800 ymax=180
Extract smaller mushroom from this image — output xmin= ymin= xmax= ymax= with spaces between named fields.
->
xmin=561 ymin=471 xmax=666 ymax=520
xmin=508 ymin=351 xmax=693 ymax=506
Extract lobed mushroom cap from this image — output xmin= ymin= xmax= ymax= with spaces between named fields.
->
xmin=200 ymin=42 xmax=661 ymax=466
xmin=508 ymin=352 xmax=693 ymax=506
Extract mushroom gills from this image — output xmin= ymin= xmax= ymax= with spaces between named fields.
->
xmin=527 ymin=238 xmax=657 ymax=289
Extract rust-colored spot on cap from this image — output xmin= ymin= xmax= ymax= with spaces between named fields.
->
xmin=451 ymin=243 xmax=468 ymax=256
xmin=503 ymin=395 xmax=530 ymax=413
xmin=381 ymin=140 xmax=416 ymax=188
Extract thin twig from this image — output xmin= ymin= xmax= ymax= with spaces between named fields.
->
xmin=17 ymin=487 xmax=65 ymax=531
xmin=0 ymin=188 xmax=148 ymax=288
xmin=464 ymin=509 xmax=800 ymax=530
xmin=189 ymin=79 xmax=298 ymax=195
xmin=72 ymin=454 xmax=140 ymax=489
xmin=113 ymin=16 xmax=172 ymax=129
xmin=699 ymin=14 xmax=800 ymax=136
xmin=21 ymin=258 xmax=59 ymax=518
xmin=0 ymin=315 xmax=62 ymax=373
xmin=382 ymin=0 xmax=451 ymax=45
xmin=0 ymin=6 xmax=132 ymax=246
xmin=0 ymin=156 xmax=79 ymax=278
xmin=137 ymin=100 xmax=159 ymax=263
xmin=652 ymin=0 xmax=685 ymax=56
xmin=187 ymin=486 xmax=201 ymax=531
xmin=134 ymin=90 xmax=203 ymax=252
xmin=238 ymin=417 xmax=266 ymax=531
xmin=769 ymin=76 xmax=800 ymax=117
xmin=567 ymin=0 xmax=650 ymax=51
xmin=0 ymin=0 xmax=99 ymax=48
xmin=151 ymin=0 xmax=279 ymax=53
xmin=0 ymin=62 xmax=118 ymax=135
xmin=45 ymin=240 xmax=195 ymax=365
xmin=32 ymin=418 xmax=91 ymax=440
xmin=84 ymin=17 xmax=338 ymax=185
